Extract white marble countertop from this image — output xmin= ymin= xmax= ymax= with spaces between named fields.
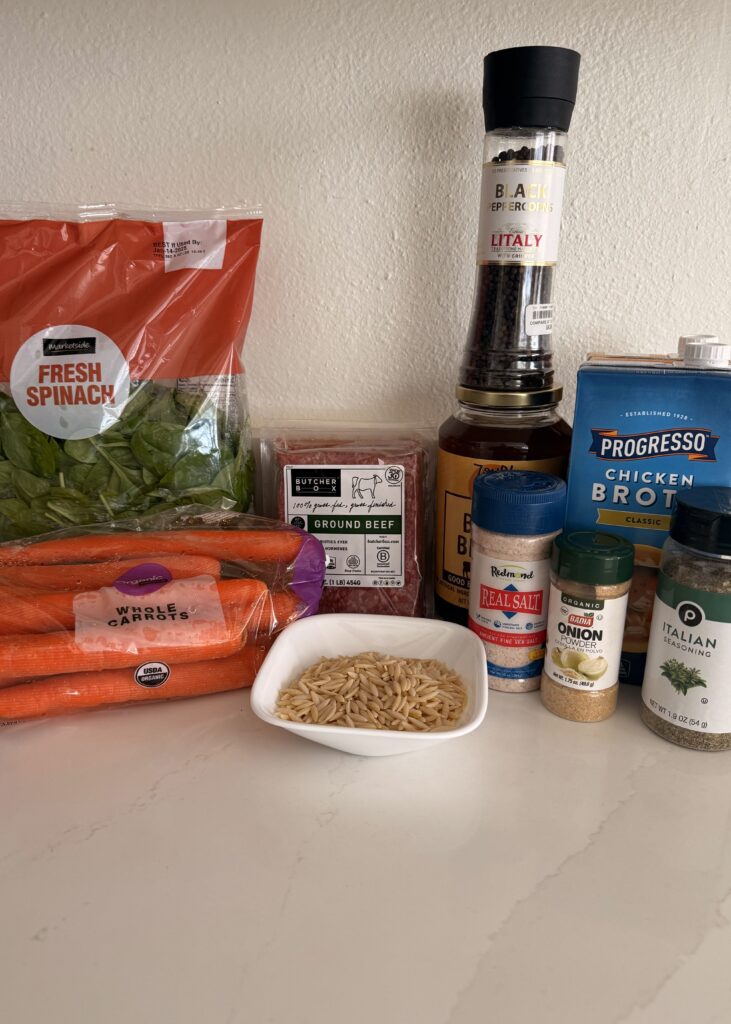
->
xmin=2 ymin=685 xmax=730 ymax=1024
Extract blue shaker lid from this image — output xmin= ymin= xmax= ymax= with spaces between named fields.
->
xmin=471 ymin=470 xmax=566 ymax=536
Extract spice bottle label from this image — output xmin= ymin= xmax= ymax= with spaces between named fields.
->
xmin=477 ymin=161 xmax=566 ymax=266
xmin=283 ymin=464 xmax=405 ymax=589
xmin=468 ymin=551 xmax=551 ymax=678
xmin=435 ymin=449 xmax=565 ymax=612
xmin=544 ymin=585 xmax=628 ymax=691
xmin=642 ymin=573 xmax=731 ymax=734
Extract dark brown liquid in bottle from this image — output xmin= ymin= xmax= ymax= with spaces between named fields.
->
xmin=435 ymin=408 xmax=571 ymax=625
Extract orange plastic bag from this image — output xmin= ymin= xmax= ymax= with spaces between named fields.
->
xmin=0 ymin=509 xmax=325 ymax=723
xmin=0 ymin=204 xmax=263 ymax=541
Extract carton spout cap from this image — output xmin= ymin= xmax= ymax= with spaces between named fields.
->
xmin=682 ymin=337 xmax=729 ymax=368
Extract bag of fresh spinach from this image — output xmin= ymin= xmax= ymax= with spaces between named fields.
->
xmin=0 ymin=204 xmax=262 ymax=541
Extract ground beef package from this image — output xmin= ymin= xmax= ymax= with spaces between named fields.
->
xmin=258 ymin=427 xmax=433 ymax=616
xmin=0 ymin=203 xmax=262 ymax=541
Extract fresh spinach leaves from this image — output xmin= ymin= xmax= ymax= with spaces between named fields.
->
xmin=0 ymin=384 xmax=253 ymax=540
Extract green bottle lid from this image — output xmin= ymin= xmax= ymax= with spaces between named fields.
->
xmin=552 ymin=531 xmax=635 ymax=586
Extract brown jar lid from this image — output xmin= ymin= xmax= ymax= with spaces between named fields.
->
xmin=455 ymin=385 xmax=563 ymax=408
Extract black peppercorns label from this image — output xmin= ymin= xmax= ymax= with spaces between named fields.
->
xmin=477 ymin=162 xmax=566 ymax=267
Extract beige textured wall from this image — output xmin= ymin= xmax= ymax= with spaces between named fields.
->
xmin=1 ymin=0 xmax=728 ymax=424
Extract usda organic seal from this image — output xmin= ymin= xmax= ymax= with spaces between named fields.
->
xmin=134 ymin=662 xmax=170 ymax=688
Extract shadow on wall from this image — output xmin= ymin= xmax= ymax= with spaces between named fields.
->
xmin=329 ymin=87 xmax=477 ymax=424
xmin=392 ymin=88 xmax=476 ymax=419
xmin=254 ymin=87 xmax=478 ymax=425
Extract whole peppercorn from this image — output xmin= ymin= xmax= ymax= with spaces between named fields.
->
xmin=458 ymin=142 xmax=560 ymax=392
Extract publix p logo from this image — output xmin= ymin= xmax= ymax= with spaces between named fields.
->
xmin=677 ymin=602 xmax=704 ymax=628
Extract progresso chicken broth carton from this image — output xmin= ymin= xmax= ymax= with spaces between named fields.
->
xmin=565 ymin=355 xmax=731 ymax=684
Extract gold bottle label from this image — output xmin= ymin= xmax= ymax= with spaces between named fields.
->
xmin=435 ymin=449 xmax=566 ymax=612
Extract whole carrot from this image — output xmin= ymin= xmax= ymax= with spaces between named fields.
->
xmin=0 ymin=529 xmax=304 ymax=568
xmin=0 ymin=591 xmax=72 ymax=634
xmin=0 ymin=579 xmax=269 ymax=637
xmin=226 ymin=585 xmax=304 ymax=635
xmin=0 ymin=555 xmax=222 ymax=592
xmin=0 ymin=644 xmax=270 ymax=721
xmin=0 ymin=628 xmax=244 ymax=686
xmin=0 ymin=580 xmax=301 ymax=637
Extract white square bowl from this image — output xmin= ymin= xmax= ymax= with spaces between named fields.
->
xmin=250 ymin=614 xmax=488 ymax=756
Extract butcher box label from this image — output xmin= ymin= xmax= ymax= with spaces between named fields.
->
xmin=290 ymin=468 xmax=342 ymax=497
xmin=308 ymin=516 xmax=401 ymax=535
xmin=284 ymin=464 xmax=405 ymax=588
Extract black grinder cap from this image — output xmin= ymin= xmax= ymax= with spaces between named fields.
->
xmin=671 ymin=487 xmax=731 ymax=557
xmin=483 ymin=46 xmax=581 ymax=132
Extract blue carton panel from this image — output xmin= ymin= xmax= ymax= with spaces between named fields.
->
xmin=565 ymin=361 xmax=731 ymax=684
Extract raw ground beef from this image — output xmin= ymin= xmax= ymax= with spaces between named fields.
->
xmin=268 ymin=433 xmax=430 ymax=616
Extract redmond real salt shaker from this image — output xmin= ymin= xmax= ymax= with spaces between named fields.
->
xmin=468 ymin=470 xmax=566 ymax=692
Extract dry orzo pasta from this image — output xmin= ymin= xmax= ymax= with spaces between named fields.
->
xmin=275 ymin=652 xmax=468 ymax=731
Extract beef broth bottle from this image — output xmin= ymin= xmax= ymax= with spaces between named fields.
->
xmin=436 ymin=46 xmax=581 ymax=625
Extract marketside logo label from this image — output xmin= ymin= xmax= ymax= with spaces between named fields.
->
xmin=42 ymin=337 xmax=97 ymax=356
xmin=589 ymin=427 xmax=718 ymax=462
xmin=113 ymin=562 xmax=173 ymax=596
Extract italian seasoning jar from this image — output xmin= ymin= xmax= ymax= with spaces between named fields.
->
xmin=541 ymin=532 xmax=634 ymax=721
xmin=468 ymin=470 xmax=566 ymax=692
xmin=641 ymin=488 xmax=731 ymax=751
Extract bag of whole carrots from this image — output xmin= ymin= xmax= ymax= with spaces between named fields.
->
xmin=0 ymin=510 xmax=325 ymax=723
xmin=0 ymin=203 xmax=263 ymax=542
